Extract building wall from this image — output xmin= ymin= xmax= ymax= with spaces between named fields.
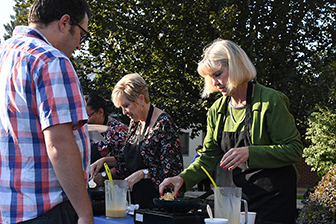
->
xmin=180 ymin=129 xmax=204 ymax=169
xmin=295 ymin=159 xmax=320 ymax=188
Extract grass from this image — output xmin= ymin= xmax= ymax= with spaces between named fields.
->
xmin=297 ymin=195 xmax=304 ymax=200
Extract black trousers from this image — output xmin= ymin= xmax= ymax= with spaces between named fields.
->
xmin=197 ymin=178 xmax=211 ymax=191
xmin=19 ymin=201 xmax=78 ymax=224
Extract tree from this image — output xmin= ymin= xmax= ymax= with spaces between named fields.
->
xmin=2 ymin=0 xmax=32 ymax=41
xmin=303 ymin=106 xmax=336 ymax=177
xmin=75 ymin=0 xmax=238 ymax=137
xmin=231 ymin=0 xmax=336 ymax=142
xmin=297 ymin=165 xmax=336 ymax=223
xmin=78 ymin=0 xmax=336 ymax=139
xmin=5 ymin=0 xmax=336 ymax=140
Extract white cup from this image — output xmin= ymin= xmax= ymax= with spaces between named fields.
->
xmin=205 ymin=218 xmax=229 ymax=224
xmin=240 ymin=212 xmax=256 ymax=224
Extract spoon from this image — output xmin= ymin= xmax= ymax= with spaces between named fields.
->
xmin=207 ymin=204 xmax=214 ymax=220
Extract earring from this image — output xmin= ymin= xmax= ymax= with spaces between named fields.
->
xmin=142 ymin=105 xmax=144 ymax=114
xmin=101 ymin=117 xmax=103 ymax=119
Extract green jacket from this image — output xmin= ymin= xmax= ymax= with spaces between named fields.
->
xmin=179 ymin=82 xmax=303 ymax=191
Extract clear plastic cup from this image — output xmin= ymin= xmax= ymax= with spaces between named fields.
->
xmin=240 ymin=212 xmax=256 ymax=224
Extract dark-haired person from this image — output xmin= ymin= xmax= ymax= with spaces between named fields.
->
xmin=85 ymin=93 xmax=128 ymax=185
xmin=0 ymin=0 xmax=94 ymax=223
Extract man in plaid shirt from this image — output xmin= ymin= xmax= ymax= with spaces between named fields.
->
xmin=0 ymin=0 xmax=94 ymax=223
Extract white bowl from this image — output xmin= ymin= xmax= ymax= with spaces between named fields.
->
xmin=204 ymin=218 xmax=229 ymax=224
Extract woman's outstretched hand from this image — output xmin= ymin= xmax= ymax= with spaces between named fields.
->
xmin=125 ymin=170 xmax=145 ymax=191
xmin=159 ymin=176 xmax=184 ymax=198
xmin=90 ymin=157 xmax=105 ymax=179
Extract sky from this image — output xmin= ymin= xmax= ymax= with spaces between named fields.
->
xmin=0 ymin=0 xmax=15 ymax=43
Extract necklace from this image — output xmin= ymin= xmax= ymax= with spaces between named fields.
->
xmin=229 ymin=102 xmax=246 ymax=125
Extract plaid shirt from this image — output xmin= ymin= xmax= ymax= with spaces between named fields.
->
xmin=0 ymin=26 xmax=90 ymax=224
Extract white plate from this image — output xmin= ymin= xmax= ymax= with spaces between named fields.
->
xmin=87 ymin=124 xmax=109 ymax=133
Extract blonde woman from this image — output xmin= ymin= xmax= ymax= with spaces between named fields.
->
xmin=90 ymin=73 xmax=183 ymax=209
xmin=160 ymin=39 xmax=303 ymax=224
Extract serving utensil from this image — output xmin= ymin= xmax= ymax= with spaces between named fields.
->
xmin=104 ymin=162 xmax=114 ymax=185
xmin=207 ymin=204 xmax=214 ymax=220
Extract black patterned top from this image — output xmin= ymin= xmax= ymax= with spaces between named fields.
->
xmin=95 ymin=118 xmax=128 ymax=157
xmin=114 ymin=112 xmax=184 ymax=188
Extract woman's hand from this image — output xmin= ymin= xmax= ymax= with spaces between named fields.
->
xmin=90 ymin=156 xmax=118 ymax=179
xmin=220 ymin=146 xmax=249 ymax=171
xmin=90 ymin=157 xmax=106 ymax=179
xmin=159 ymin=176 xmax=184 ymax=198
xmin=125 ymin=170 xmax=145 ymax=191
xmin=93 ymin=172 xmax=106 ymax=186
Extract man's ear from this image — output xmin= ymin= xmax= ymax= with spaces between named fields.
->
xmin=58 ymin=14 xmax=71 ymax=33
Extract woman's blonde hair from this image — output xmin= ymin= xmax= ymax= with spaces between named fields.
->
xmin=111 ymin=73 xmax=149 ymax=108
xmin=197 ymin=39 xmax=256 ymax=98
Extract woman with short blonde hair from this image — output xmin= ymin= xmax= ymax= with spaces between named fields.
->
xmin=91 ymin=73 xmax=183 ymax=209
xmin=112 ymin=73 xmax=150 ymax=107
xmin=198 ymin=39 xmax=256 ymax=98
xmin=160 ymin=39 xmax=302 ymax=224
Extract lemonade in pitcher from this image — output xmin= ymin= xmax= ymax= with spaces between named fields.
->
xmin=105 ymin=180 xmax=127 ymax=218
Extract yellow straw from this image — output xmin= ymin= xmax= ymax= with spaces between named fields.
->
xmin=104 ymin=163 xmax=114 ymax=185
xmin=201 ymin=166 xmax=217 ymax=188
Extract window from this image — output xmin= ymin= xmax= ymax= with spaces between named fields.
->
xmin=179 ymin=132 xmax=189 ymax=155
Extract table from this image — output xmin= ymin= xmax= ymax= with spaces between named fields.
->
xmin=94 ymin=215 xmax=134 ymax=224
xmin=184 ymin=191 xmax=214 ymax=200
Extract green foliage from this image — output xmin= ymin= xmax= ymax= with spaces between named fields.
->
xmin=297 ymin=165 xmax=336 ymax=223
xmin=76 ymin=0 xmax=234 ymax=137
xmin=5 ymin=0 xmax=336 ymax=140
xmin=3 ymin=0 xmax=33 ymax=40
xmin=77 ymin=0 xmax=336 ymax=139
xmin=303 ymin=106 xmax=336 ymax=177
